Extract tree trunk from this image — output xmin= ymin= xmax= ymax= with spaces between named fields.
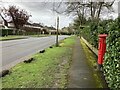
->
xmin=0 ymin=14 xmax=8 ymax=27
xmin=96 ymin=2 xmax=104 ymax=21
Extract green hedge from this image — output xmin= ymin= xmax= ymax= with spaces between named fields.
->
xmin=0 ymin=29 xmax=41 ymax=36
xmin=1 ymin=28 xmax=14 ymax=36
xmin=81 ymin=22 xmax=99 ymax=48
xmin=25 ymin=31 xmax=37 ymax=35
xmin=81 ymin=26 xmax=92 ymax=43
xmin=81 ymin=17 xmax=120 ymax=89
xmin=103 ymin=17 xmax=120 ymax=89
xmin=81 ymin=20 xmax=113 ymax=48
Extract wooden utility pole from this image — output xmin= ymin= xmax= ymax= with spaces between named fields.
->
xmin=56 ymin=16 xmax=59 ymax=47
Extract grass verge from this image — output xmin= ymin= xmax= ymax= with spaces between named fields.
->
xmin=1 ymin=36 xmax=76 ymax=88
xmin=0 ymin=35 xmax=28 ymax=41
xmin=29 ymin=34 xmax=49 ymax=37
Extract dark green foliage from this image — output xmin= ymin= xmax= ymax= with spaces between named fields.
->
xmin=1 ymin=29 xmax=14 ymax=36
xmin=81 ymin=22 xmax=99 ymax=48
xmin=81 ymin=26 xmax=91 ymax=43
xmin=98 ymin=20 xmax=110 ymax=34
xmin=25 ymin=32 xmax=37 ymax=35
xmin=81 ymin=19 xmax=113 ymax=48
xmin=103 ymin=17 xmax=120 ymax=89
xmin=90 ymin=22 xmax=98 ymax=48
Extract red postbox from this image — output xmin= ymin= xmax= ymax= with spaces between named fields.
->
xmin=98 ymin=34 xmax=107 ymax=69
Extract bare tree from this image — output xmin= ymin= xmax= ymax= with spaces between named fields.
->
xmin=0 ymin=5 xmax=31 ymax=34
xmin=0 ymin=13 xmax=8 ymax=27
xmin=65 ymin=0 xmax=115 ymax=22
xmin=87 ymin=0 xmax=115 ymax=21
xmin=65 ymin=1 xmax=87 ymax=25
xmin=51 ymin=0 xmax=115 ymax=25
xmin=0 ymin=7 xmax=9 ymax=27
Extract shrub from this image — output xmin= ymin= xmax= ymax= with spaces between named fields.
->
xmin=81 ymin=22 xmax=99 ymax=48
xmin=90 ymin=22 xmax=98 ymax=48
xmin=1 ymin=29 xmax=14 ymax=36
xmin=103 ymin=17 xmax=120 ymax=89
xmin=81 ymin=26 xmax=91 ymax=43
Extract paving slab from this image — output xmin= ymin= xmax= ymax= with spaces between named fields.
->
xmin=68 ymin=37 xmax=98 ymax=88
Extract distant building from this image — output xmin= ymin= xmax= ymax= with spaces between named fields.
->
xmin=7 ymin=22 xmax=15 ymax=28
xmin=0 ymin=16 xmax=14 ymax=29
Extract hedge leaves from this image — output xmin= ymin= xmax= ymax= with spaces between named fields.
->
xmin=103 ymin=17 xmax=120 ymax=89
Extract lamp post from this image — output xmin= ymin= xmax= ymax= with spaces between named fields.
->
xmin=56 ymin=16 xmax=59 ymax=47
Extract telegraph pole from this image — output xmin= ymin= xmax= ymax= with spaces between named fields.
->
xmin=56 ymin=16 xmax=59 ymax=47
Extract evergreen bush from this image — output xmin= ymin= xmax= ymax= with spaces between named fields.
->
xmin=103 ymin=17 xmax=120 ymax=89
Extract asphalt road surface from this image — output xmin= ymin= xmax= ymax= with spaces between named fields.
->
xmin=0 ymin=35 xmax=69 ymax=70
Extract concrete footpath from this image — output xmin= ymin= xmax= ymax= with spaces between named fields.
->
xmin=68 ymin=37 xmax=98 ymax=88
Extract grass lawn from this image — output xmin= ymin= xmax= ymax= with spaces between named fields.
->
xmin=0 ymin=34 xmax=49 ymax=41
xmin=0 ymin=35 xmax=28 ymax=41
xmin=1 ymin=36 xmax=76 ymax=88
xmin=29 ymin=34 xmax=49 ymax=37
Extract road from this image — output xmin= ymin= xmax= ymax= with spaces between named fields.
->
xmin=0 ymin=35 xmax=69 ymax=71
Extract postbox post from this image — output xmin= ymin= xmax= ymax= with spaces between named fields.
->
xmin=97 ymin=34 xmax=107 ymax=71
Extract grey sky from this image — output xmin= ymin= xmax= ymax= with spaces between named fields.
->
xmin=0 ymin=0 xmax=119 ymax=28
xmin=0 ymin=1 xmax=74 ymax=29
